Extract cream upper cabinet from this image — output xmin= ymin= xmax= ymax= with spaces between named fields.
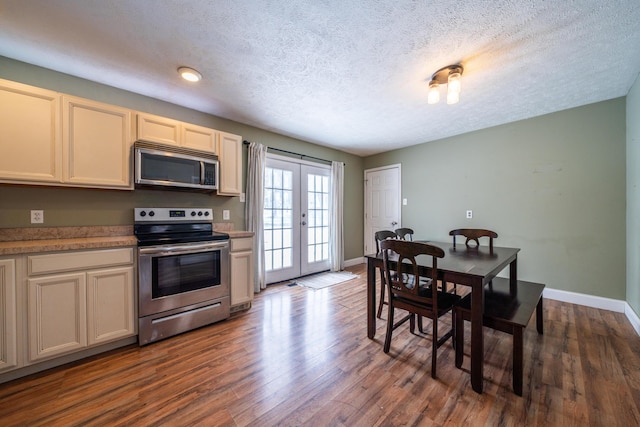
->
xmin=218 ymin=131 xmax=243 ymax=196
xmin=230 ymin=236 xmax=254 ymax=309
xmin=0 ymin=79 xmax=134 ymax=190
xmin=63 ymin=96 xmax=133 ymax=189
xmin=136 ymin=113 xmax=218 ymax=154
xmin=136 ymin=112 xmax=181 ymax=147
xmin=182 ymin=123 xmax=218 ymax=154
xmin=0 ymin=79 xmax=62 ymax=183
xmin=0 ymin=259 xmax=18 ymax=373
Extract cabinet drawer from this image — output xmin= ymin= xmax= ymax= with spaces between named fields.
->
xmin=231 ymin=237 xmax=253 ymax=252
xmin=28 ymin=248 xmax=134 ymax=276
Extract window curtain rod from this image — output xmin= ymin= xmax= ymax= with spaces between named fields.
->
xmin=243 ymin=140 xmax=344 ymax=165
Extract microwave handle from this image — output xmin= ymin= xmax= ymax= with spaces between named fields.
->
xmin=200 ymin=161 xmax=205 ymax=185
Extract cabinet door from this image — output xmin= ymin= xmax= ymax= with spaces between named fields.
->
xmin=86 ymin=267 xmax=135 ymax=345
xmin=218 ymin=131 xmax=243 ymax=196
xmin=0 ymin=79 xmax=62 ymax=183
xmin=183 ymin=123 xmax=218 ymax=154
xmin=0 ymin=259 xmax=17 ymax=372
xmin=28 ymin=273 xmax=87 ymax=362
xmin=231 ymin=249 xmax=254 ymax=306
xmin=136 ymin=113 xmax=180 ymax=146
xmin=63 ymin=96 xmax=133 ymax=189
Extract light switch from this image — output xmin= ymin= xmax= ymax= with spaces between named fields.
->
xmin=223 ymin=210 xmax=230 ymax=220
xmin=403 ymin=198 xmax=407 ymax=206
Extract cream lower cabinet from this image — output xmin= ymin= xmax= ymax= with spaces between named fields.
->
xmin=28 ymin=272 xmax=87 ymax=361
xmin=27 ymin=248 xmax=135 ymax=363
xmin=0 ymin=259 xmax=18 ymax=372
xmin=230 ymin=237 xmax=254 ymax=310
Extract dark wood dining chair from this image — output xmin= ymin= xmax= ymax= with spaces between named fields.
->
xmin=375 ymin=230 xmax=398 ymax=319
xmin=394 ymin=227 xmax=414 ymax=241
xmin=454 ymin=277 xmax=545 ymax=396
xmin=449 ymin=228 xmax=498 ymax=251
xmin=445 ymin=228 xmax=499 ymax=293
xmin=380 ymin=239 xmax=461 ymax=378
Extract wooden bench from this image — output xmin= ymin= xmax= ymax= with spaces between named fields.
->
xmin=454 ymin=277 xmax=545 ymax=396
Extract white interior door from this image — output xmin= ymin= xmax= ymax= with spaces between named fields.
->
xmin=364 ymin=164 xmax=401 ymax=255
xmin=264 ymin=156 xmax=331 ymax=284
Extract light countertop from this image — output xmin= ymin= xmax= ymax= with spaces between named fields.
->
xmin=0 ymin=226 xmax=253 ymax=256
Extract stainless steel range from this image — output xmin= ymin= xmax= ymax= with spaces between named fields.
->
xmin=134 ymin=207 xmax=230 ymax=345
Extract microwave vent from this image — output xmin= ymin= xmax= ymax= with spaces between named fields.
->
xmin=134 ymin=140 xmax=218 ymax=161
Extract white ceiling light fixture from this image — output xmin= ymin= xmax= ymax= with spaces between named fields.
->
xmin=427 ymin=64 xmax=464 ymax=105
xmin=178 ymin=66 xmax=202 ymax=82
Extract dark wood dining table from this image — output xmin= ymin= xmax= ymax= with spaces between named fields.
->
xmin=365 ymin=240 xmax=520 ymax=394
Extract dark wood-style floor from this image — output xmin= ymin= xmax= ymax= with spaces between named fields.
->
xmin=1 ymin=263 xmax=639 ymax=426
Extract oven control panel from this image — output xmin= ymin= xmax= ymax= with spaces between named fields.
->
xmin=135 ymin=208 xmax=213 ymax=222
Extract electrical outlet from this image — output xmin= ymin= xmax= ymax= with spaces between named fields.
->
xmin=223 ymin=210 xmax=230 ymax=220
xmin=403 ymin=198 xmax=407 ymax=206
xmin=31 ymin=210 xmax=44 ymax=224
xmin=466 ymin=210 xmax=473 ymax=219
xmin=239 ymin=192 xmax=246 ymax=203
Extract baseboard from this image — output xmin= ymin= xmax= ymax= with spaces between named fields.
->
xmin=344 ymin=257 xmax=364 ymax=268
xmin=544 ymin=287 xmax=639 ymax=336
xmin=543 ymin=288 xmax=626 ymax=312
xmin=626 ymin=303 xmax=640 ymax=336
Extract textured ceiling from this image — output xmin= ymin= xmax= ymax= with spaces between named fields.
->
xmin=1 ymin=1 xmax=639 ymax=156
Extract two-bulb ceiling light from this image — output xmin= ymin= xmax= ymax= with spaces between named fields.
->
xmin=427 ymin=64 xmax=463 ymax=105
xmin=178 ymin=66 xmax=202 ymax=82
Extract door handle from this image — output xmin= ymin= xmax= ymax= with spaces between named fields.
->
xmin=302 ymin=221 xmax=307 ymax=226
xmin=391 ymin=221 xmax=398 ymax=226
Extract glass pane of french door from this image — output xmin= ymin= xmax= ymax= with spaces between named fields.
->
xmin=264 ymin=158 xmax=300 ymax=284
xmin=264 ymin=157 xmax=331 ymax=284
xmin=300 ymin=165 xmax=330 ymax=276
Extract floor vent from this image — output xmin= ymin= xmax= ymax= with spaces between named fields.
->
xmin=230 ymin=302 xmax=251 ymax=313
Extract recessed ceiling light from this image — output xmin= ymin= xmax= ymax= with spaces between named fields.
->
xmin=178 ymin=67 xmax=202 ymax=82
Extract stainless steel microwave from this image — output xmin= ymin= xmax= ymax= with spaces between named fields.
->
xmin=134 ymin=142 xmax=218 ymax=191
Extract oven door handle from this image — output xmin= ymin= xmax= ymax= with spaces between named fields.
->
xmin=139 ymin=241 xmax=229 ymax=256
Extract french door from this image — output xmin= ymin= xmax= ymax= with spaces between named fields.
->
xmin=264 ymin=155 xmax=331 ymax=284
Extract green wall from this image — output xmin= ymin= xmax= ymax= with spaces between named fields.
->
xmin=364 ymin=99 xmax=627 ymax=300
xmin=0 ymin=56 xmax=364 ymax=261
xmin=627 ymin=75 xmax=640 ymax=316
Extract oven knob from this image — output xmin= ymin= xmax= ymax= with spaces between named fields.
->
xmin=149 ymin=211 xmax=155 ymax=217
xmin=140 ymin=211 xmax=146 ymax=217
xmin=204 ymin=211 xmax=210 ymax=217
xmin=197 ymin=211 xmax=203 ymax=216
xmin=191 ymin=211 xmax=196 ymax=216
